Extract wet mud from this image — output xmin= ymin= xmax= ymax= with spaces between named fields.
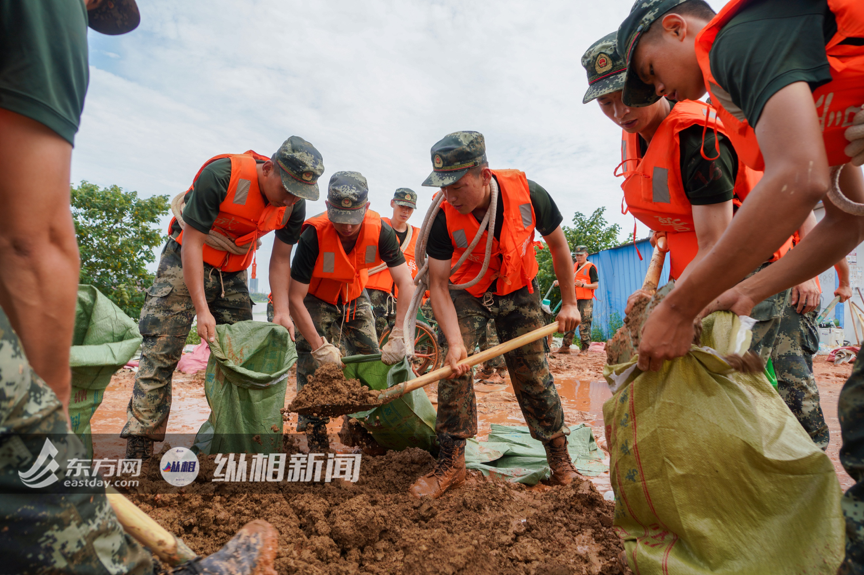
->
xmin=288 ymin=364 xmax=380 ymax=414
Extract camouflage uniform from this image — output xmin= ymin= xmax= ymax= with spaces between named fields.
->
xmin=266 ymin=301 xmax=274 ymax=323
xmin=562 ymin=299 xmax=593 ymax=350
xmin=839 ymin=353 xmax=864 ymax=574
xmin=121 ymin=240 xmax=253 ymax=441
xmin=439 ymin=280 xmax=567 ymax=442
xmin=477 ymin=321 xmax=506 ymax=372
xmin=367 ymin=288 xmax=394 ymax=340
xmin=772 ymin=301 xmax=830 ymax=450
xmin=295 ymin=293 xmax=380 ymax=431
xmin=0 ymin=308 xmax=153 ymax=574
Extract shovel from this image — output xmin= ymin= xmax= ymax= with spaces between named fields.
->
xmin=292 ymin=321 xmax=562 ymax=418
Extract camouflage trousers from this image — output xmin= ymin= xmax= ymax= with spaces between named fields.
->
xmin=367 ymin=288 xmax=395 ymax=340
xmin=266 ymin=301 xmax=274 ymax=322
xmin=295 ymin=293 xmax=379 ymax=430
xmin=562 ymin=299 xmax=593 ymax=351
xmin=477 ymin=321 xmax=505 ymax=371
xmin=0 ymin=308 xmax=153 ymax=574
xmin=839 ymin=352 xmax=864 ymax=574
xmin=122 ymin=240 xmax=252 ymax=441
xmin=439 ymin=281 xmax=567 ymax=442
xmin=772 ymin=301 xmax=829 ymax=450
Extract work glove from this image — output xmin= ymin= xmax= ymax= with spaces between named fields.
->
xmin=312 ymin=338 xmax=343 ymax=367
xmin=381 ymin=328 xmax=407 ymax=365
xmin=845 ymin=106 xmax=864 ymax=167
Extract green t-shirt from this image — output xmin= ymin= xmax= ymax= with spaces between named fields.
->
xmin=426 ymin=177 xmax=563 ymax=261
xmin=0 ymin=0 xmax=89 ymax=146
xmin=709 ymin=0 xmax=836 ymax=129
xmin=170 ymin=158 xmax=306 ymax=245
xmin=290 ymin=219 xmax=406 ymax=285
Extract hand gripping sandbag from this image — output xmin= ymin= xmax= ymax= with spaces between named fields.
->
xmin=193 ymin=321 xmax=297 ymax=455
xmin=603 ymin=311 xmax=843 ymax=574
xmin=70 ymin=285 xmax=142 ymax=457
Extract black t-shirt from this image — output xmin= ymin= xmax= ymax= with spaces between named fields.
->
xmin=581 ymin=264 xmax=599 ymax=285
xmin=291 ymin=219 xmax=406 ymax=284
xmin=394 ymin=227 xmax=408 ymax=246
xmin=638 ymin=121 xmax=738 ymax=206
xmin=709 ymin=0 xmax=835 ymax=129
xmin=426 ymin=177 xmax=563 ymax=261
xmin=170 ymin=158 xmax=306 ymax=245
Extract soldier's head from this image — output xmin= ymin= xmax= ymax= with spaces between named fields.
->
xmin=326 ymin=171 xmax=370 ymax=239
xmin=265 ymin=136 xmax=324 ymax=208
xmin=86 ymin=0 xmax=140 ymax=35
xmin=422 ymin=131 xmax=491 ymax=215
xmin=390 ymin=188 xmax=417 ymax=227
xmin=574 ymin=245 xmax=589 ymax=264
xmin=618 ymin=0 xmax=715 ymax=107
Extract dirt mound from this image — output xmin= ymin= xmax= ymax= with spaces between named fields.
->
xmin=129 ymin=448 xmax=623 ymax=574
xmin=288 ymin=364 xmax=380 ymax=414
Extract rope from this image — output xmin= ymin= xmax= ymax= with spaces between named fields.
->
xmin=826 ymin=165 xmax=864 ymax=216
xmin=171 ymin=192 xmax=263 ymax=256
xmin=402 ymin=177 xmax=500 ymax=356
xmin=368 ymin=222 xmax=414 ymax=276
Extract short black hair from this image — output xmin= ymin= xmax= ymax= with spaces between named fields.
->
xmin=645 ymin=0 xmax=716 ymax=40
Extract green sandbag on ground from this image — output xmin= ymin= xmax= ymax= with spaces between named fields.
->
xmin=193 ymin=321 xmax=296 ymax=455
xmin=70 ymin=285 xmax=142 ymax=458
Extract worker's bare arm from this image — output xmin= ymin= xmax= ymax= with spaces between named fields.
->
xmin=676 ymin=201 xmax=732 ymax=285
xmin=180 ymin=227 xmax=216 ymax=343
xmin=636 ymin=82 xmax=833 ymax=370
xmin=288 ymin=279 xmax=323 ymax=350
xmin=269 ymin=239 xmax=295 ymax=340
xmin=389 ymin=263 xmax=416 ymax=329
xmin=428 ymin=256 xmax=469 ymax=378
xmin=544 ymin=226 xmax=581 ymax=333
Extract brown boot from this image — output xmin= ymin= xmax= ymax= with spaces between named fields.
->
xmin=545 ymin=435 xmax=579 ymax=486
xmin=556 ymin=345 xmax=571 ymax=355
xmin=409 ymin=434 xmax=466 ymax=499
xmin=172 ymin=520 xmax=279 ymax=575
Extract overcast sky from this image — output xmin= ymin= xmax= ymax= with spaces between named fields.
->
xmin=75 ymin=0 xmax=727 ymax=292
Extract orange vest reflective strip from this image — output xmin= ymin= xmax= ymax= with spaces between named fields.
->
xmin=695 ymin=0 xmax=864 ymax=169
xmin=304 ymin=210 xmax=384 ymax=305
xmin=620 ymin=100 xmax=790 ymax=278
xmin=365 ymin=218 xmax=419 ymax=297
xmin=170 ymin=151 xmax=290 ymax=272
xmin=443 ymin=169 xmax=539 ymax=298
xmin=574 ymin=261 xmax=597 ymax=300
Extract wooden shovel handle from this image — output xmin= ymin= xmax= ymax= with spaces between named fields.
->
xmin=380 ymin=321 xmax=560 ymax=401
xmin=106 ymin=487 xmax=198 ymax=566
xmin=641 ymin=236 xmax=668 ymax=295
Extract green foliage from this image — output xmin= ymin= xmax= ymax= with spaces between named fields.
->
xmin=72 ymin=181 xmax=170 ymax=320
xmin=592 ymin=311 xmax=623 ymax=342
xmin=535 ymin=207 xmax=622 ymax=310
xmin=186 ymin=326 xmax=201 ymax=345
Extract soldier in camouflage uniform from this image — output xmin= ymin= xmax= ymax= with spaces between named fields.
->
xmin=411 ymin=131 xmax=582 ymax=499
xmin=122 ymin=137 xmax=324 ymax=458
xmin=289 ymin=172 xmax=416 ymax=452
xmin=557 ymin=247 xmax=598 ymax=353
xmin=476 ymin=322 xmax=506 ymax=378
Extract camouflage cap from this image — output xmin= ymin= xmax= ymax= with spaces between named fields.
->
xmin=617 ymin=0 xmax=689 ymax=107
xmin=422 ymin=131 xmax=487 ymax=188
xmin=581 ymin=32 xmax=627 ymax=104
xmin=326 ymin=171 xmax=368 ymax=225
xmin=574 ymin=245 xmax=589 ymax=254
xmin=274 ymin=136 xmax=324 ymax=201
xmin=392 ymin=188 xmax=417 ymax=209
xmin=87 ymin=0 xmax=140 ymax=35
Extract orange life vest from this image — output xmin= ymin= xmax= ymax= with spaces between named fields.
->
xmin=620 ymin=100 xmax=790 ymax=279
xmin=695 ymin=0 xmax=864 ymax=169
xmin=443 ymin=169 xmax=539 ymax=298
xmin=365 ymin=218 xmax=419 ymax=297
xmin=574 ymin=261 xmax=597 ymax=300
xmin=303 ymin=210 xmax=384 ymax=305
xmin=170 ymin=151 xmax=290 ymax=273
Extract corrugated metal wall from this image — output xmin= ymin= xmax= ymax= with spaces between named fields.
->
xmin=587 ymin=239 xmax=671 ymax=338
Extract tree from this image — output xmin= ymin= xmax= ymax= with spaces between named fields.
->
xmin=535 ymin=207 xmax=622 ymax=312
xmin=72 ymin=181 xmax=170 ymax=319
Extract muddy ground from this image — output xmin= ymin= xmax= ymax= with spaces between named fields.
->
xmin=91 ymin=348 xmax=855 ymax=573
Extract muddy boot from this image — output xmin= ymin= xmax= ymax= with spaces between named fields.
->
xmin=172 ymin=520 xmax=279 ymax=575
xmin=544 ymin=435 xmax=579 ymax=486
xmin=125 ymin=436 xmax=154 ymax=460
xmin=306 ymin=423 xmax=330 ymax=453
xmin=581 ymin=341 xmax=591 ymax=352
xmin=556 ymin=344 xmax=571 ymax=355
xmin=409 ymin=434 xmax=466 ymax=499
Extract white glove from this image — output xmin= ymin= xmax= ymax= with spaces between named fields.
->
xmin=845 ymin=106 xmax=864 ymax=167
xmin=381 ymin=328 xmax=407 ymax=365
xmin=312 ymin=337 xmax=343 ymax=367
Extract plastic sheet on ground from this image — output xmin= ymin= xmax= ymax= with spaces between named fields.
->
xmin=346 ymin=357 xmax=438 ymax=453
xmin=604 ymin=311 xmax=843 ymax=574
xmin=177 ymin=341 xmax=210 ymax=374
xmin=193 ymin=321 xmax=296 ymax=455
xmin=464 ymin=423 xmax=606 ymax=485
xmin=70 ymin=285 xmax=142 ymax=458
